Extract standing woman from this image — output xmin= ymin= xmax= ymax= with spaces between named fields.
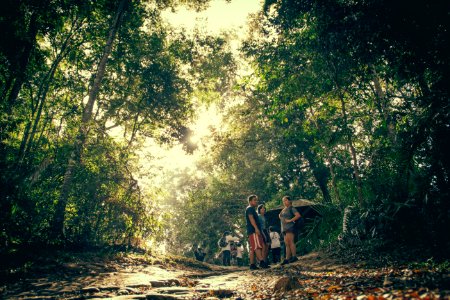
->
xmin=278 ymin=195 xmax=301 ymax=265
xmin=257 ymin=204 xmax=271 ymax=265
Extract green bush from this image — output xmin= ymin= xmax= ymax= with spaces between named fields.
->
xmin=296 ymin=204 xmax=342 ymax=255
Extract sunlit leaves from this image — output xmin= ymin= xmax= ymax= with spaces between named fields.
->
xmin=0 ymin=0 xmax=237 ymax=247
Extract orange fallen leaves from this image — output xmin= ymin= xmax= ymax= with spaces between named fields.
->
xmin=327 ymin=285 xmax=343 ymax=292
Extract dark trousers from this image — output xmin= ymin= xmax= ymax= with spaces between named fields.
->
xmin=222 ymin=250 xmax=231 ymax=266
xmin=271 ymin=247 xmax=281 ymax=263
xmin=237 ymin=257 xmax=243 ymax=266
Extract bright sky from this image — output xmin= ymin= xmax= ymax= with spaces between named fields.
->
xmin=162 ymin=0 xmax=262 ymax=35
xmin=136 ymin=0 xmax=262 ymax=194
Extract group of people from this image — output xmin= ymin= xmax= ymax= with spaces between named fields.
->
xmin=217 ymin=231 xmax=245 ymax=266
xmin=246 ymin=194 xmax=301 ymax=270
xmin=195 ymin=194 xmax=301 ymax=269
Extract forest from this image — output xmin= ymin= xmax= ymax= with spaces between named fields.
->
xmin=0 ymin=0 xmax=449 ymax=267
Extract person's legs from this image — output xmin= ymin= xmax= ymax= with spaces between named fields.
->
xmin=261 ymin=243 xmax=267 ymax=262
xmin=248 ymin=234 xmax=260 ymax=269
xmin=263 ymin=243 xmax=270 ymax=262
xmin=261 ymin=230 xmax=269 ymax=263
xmin=248 ymin=233 xmax=267 ymax=268
xmin=272 ymin=247 xmax=280 ymax=263
xmin=224 ymin=250 xmax=231 ymax=266
xmin=255 ymin=233 xmax=269 ymax=267
xmin=255 ymin=247 xmax=263 ymax=262
xmin=284 ymin=232 xmax=298 ymax=262
xmin=286 ymin=232 xmax=296 ymax=258
xmin=284 ymin=233 xmax=292 ymax=260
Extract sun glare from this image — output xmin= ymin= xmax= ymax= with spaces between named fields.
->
xmin=189 ymin=105 xmax=222 ymax=145
xmin=132 ymin=0 xmax=262 ymax=195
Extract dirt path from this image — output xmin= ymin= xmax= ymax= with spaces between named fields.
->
xmin=1 ymin=252 xmax=449 ymax=299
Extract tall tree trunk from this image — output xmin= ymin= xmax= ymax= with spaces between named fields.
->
xmin=305 ymin=98 xmax=340 ymax=203
xmin=1 ymin=76 xmax=14 ymax=104
xmin=371 ymin=67 xmax=396 ymax=144
xmin=326 ymin=58 xmax=364 ymax=206
xmin=33 ymin=110 xmax=53 ymax=153
xmin=303 ymin=146 xmax=332 ymax=203
xmin=51 ymin=0 xmax=128 ymax=240
xmin=0 ymin=12 xmax=39 ymax=144
xmin=20 ymin=23 xmax=78 ymax=163
xmin=337 ymin=92 xmax=364 ymax=206
xmin=5 ymin=13 xmax=39 ymax=113
xmin=0 ymin=9 xmax=43 ymax=242
xmin=327 ymin=155 xmax=342 ymax=203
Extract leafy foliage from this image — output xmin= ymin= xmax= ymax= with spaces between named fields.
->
xmin=0 ymin=0 xmax=233 ymax=249
xmin=0 ymin=0 xmax=448 ymax=260
xmin=166 ymin=0 xmax=449 ymax=259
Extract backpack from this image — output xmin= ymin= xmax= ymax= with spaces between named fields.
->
xmin=230 ymin=241 xmax=236 ymax=251
xmin=219 ymin=237 xmax=227 ymax=248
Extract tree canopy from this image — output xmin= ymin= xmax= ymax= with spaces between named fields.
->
xmin=0 ymin=0 xmax=448 ymax=259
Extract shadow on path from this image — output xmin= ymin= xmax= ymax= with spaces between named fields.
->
xmin=1 ymin=252 xmax=449 ymax=299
